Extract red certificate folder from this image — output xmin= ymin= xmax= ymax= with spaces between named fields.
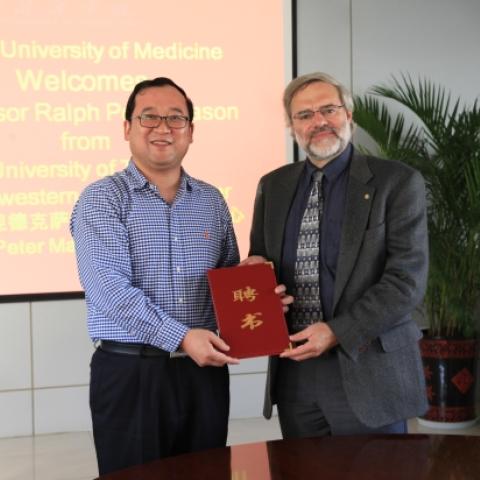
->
xmin=207 ymin=263 xmax=290 ymax=359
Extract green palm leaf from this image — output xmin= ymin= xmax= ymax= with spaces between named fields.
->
xmin=354 ymin=74 xmax=480 ymax=338
xmin=353 ymin=95 xmax=423 ymax=162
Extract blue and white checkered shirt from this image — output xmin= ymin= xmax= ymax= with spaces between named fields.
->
xmin=70 ymin=161 xmax=240 ymax=352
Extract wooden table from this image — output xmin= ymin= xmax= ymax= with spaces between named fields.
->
xmin=96 ymin=434 xmax=480 ymax=480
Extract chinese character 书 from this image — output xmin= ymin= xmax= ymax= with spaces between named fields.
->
xmin=241 ymin=312 xmax=263 ymax=330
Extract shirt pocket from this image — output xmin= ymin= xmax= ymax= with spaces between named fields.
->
xmin=184 ymin=220 xmax=224 ymax=269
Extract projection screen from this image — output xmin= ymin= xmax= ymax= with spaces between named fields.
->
xmin=0 ymin=0 xmax=293 ymax=299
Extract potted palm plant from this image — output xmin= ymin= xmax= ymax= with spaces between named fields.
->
xmin=353 ymin=74 xmax=480 ymax=427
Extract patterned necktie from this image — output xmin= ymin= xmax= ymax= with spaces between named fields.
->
xmin=290 ymin=170 xmax=323 ymax=332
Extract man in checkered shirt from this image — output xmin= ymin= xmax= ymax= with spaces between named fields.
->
xmin=71 ymin=77 xmax=241 ymax=475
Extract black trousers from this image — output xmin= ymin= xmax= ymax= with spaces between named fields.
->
xmin=90 ymin=348 xmax=230 ymax=475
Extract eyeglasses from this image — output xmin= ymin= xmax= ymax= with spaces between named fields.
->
xmin=292 ymin=104 xmax=345 ymax=122
xmin=136 ymin=113 xmax=189 ymax=129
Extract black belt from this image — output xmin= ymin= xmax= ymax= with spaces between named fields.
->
xmin=98 ymin=340 xmax=187 ymax=358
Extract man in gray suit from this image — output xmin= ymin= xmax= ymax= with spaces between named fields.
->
xmin=246 ymin=72 xmax=429 ymax=436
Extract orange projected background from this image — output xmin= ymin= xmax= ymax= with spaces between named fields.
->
xmin=0 ymin=1 xmax=290 ymax=297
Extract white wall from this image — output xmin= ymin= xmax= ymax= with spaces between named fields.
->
xmin=0 ymin=299 xmax=269 ymax=437
xmin=1 ymin=0 xmax=479 ymax=438
xmin=296 ymin=0 xmax=479 ymax=103
xmin=0 ymin=300 xmax=93 ymax=437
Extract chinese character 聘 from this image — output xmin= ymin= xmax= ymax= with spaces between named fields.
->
xmin=233 ymin=286 xmax=258 ymax=303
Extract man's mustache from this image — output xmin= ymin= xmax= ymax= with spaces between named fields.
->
xmin=309 ymin=126 xmax=338 ymax=140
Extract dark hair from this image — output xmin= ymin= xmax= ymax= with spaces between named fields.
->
xmin=124 ymin=77 xmax=194 ymax=122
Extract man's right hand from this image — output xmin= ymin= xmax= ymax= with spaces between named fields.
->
xmin=180 ymin=329 xmax=240 ymax=367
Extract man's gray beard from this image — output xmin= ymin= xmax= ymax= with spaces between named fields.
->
xmin=303 ymin=124 xmax=352 ymax=161
xmin=307 ymin=138 xmax=345 ymax=160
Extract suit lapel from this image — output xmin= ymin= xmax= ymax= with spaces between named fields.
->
xmin=333 ymin=153 xmax=375 ymax=310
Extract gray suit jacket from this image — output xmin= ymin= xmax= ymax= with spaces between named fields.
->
xmin=249 ymin=150 xmax=429 ymax=428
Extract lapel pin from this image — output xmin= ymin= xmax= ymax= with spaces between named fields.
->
xmin=364 ymin=193 xmax=370 ymax=200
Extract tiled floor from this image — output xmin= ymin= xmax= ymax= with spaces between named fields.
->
xmin=1 ymin=417 xmax=479 ymax=480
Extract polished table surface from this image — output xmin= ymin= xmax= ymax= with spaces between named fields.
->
xmin=97 ymin=434 xmax=480 ymax=480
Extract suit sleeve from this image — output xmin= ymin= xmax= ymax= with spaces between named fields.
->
xmin=328 ymin=168 xmax=429 ymax=361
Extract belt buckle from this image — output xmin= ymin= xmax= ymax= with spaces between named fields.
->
xmin=169 ymin=350 xmax=187 ymax=359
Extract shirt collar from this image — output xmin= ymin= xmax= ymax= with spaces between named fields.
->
xmin=125 ymin=160 xmax=149 ymax=190
xmin=125 ymin=159 xmax=199 ymax=193
xmin=305 ymin=143 xmax=352 ymax=181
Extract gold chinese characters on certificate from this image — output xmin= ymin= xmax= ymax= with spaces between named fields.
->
xmin=207 ymin=263 xmax=290 ymax=358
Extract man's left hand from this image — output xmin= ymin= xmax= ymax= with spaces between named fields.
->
xmin=280 ymin=322 xmax=338 ymax=361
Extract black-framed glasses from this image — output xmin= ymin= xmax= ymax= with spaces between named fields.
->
xmin=292 ymin=104 xmax=345 ymax=122
xmin=136 ymin=113 xmax=189 ymax=129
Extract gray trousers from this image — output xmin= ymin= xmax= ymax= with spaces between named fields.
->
xmin=274 ymin=351 xmax=406 ymax=437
